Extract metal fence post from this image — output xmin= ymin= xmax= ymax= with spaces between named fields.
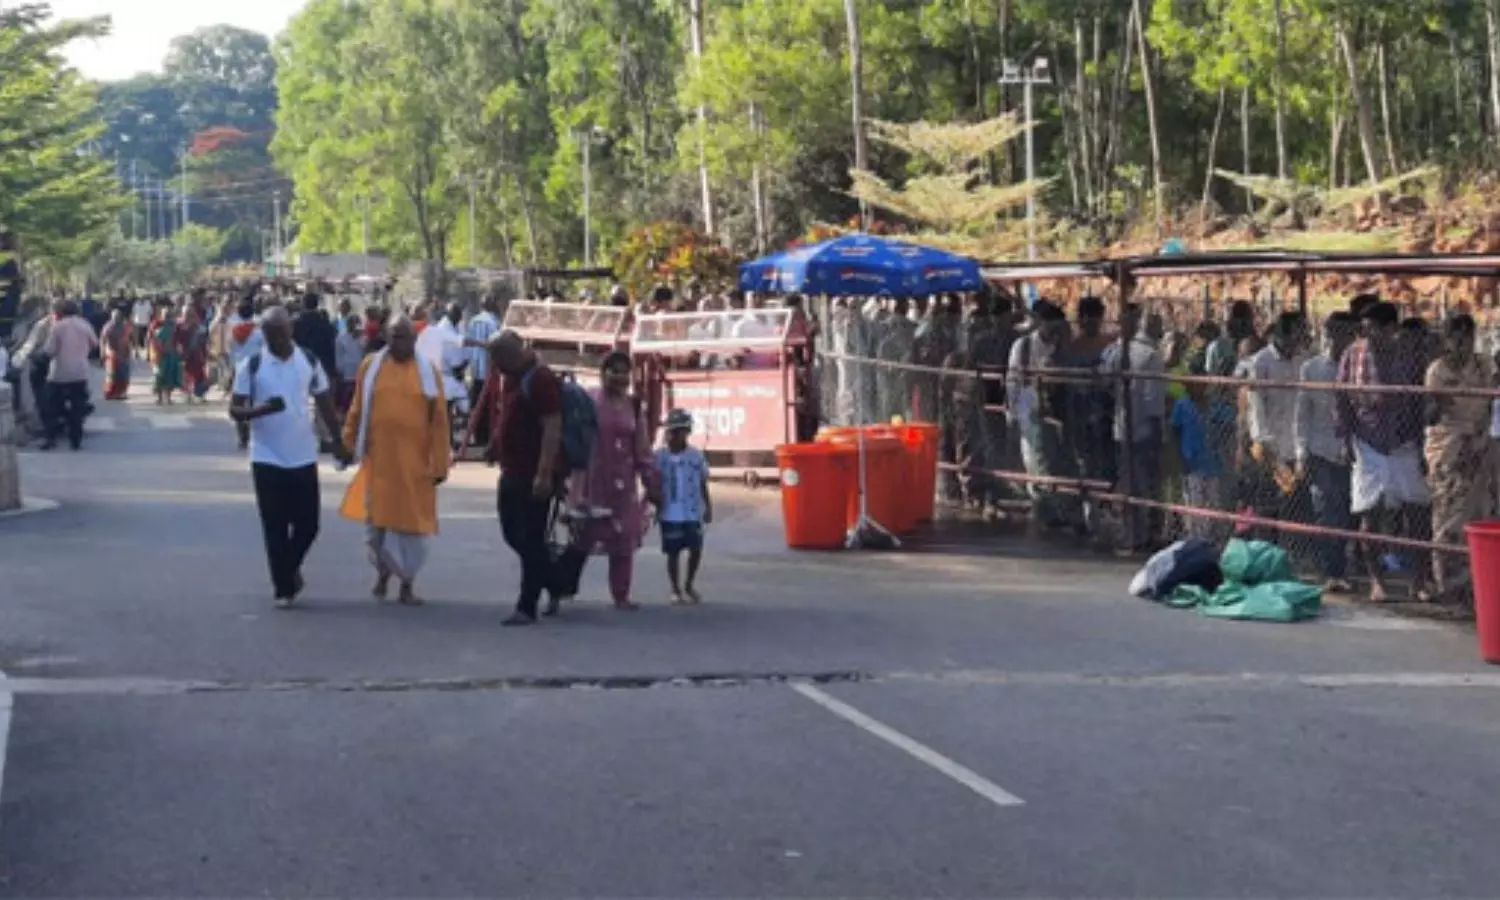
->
xmin=0 ymin=382 xmax=21 ymax=512
xmin=1117 ymin=262 xmax=1136 ymax=553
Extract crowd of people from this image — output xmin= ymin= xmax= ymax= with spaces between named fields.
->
xmin=820 ymin=289 xmax=1500 ymax=607
xmin=8 ymin=275 xmax=1498 ymax=612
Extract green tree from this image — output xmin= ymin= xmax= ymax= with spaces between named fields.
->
xmin=0 ymin=3 xmax=127 ymax=275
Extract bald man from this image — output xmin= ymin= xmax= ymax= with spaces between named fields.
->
xmin=466 ymin=329 xmax=564 ymax=625
xmin=231 ymin=305 xmax=349 ymax=609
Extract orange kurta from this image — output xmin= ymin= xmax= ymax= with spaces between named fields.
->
xmin=340 ymin=356 xmax=451 ymax=535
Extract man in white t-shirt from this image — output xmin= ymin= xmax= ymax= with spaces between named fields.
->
xmin=131 ymin=296 xmax=153 ymax=356
xmin=415 ymin=302 xmax=469 ymax=404
xmin=230 ymin=306 xmax=349 ymax=609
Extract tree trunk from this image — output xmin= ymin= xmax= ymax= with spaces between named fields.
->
xmin=1376 ymin=39 xmax=1400 ymax=174
xmin=1055 ymin=50 xmax=1083 ymax=210
xmin=1272 ymin=0 xmax=1289 ymax=179
xmin=1241 ymin=84 xmax=1254 ymax=213
xmin=515 ymin=169 xmax=541 ymax=265
xmin=1487 ymin=0 xmax=1500 ymax=142
xmin=1074 ymin=18 xmax=1095 ymax=214
xmin=994 ymin=0 xmax=1013 ymax=181
xmin=1103 ymin=3 xmax=1137 ymax=197
xmin=1329 ymin=90 xmax=1345 ymax=190
xmin=688 ymin=0 xmax=715 ymax=236
xmin=1337 ymin=23 xmax=1385 ymax=186
xmin=843 ymin=0 xmax=869 ymax=228
xmin=1132 ymin=0 xmax=1163 ymax=231
xmin=749 ymin=102 xmax=768 ymax=254
xmin=1201 ymin=85 xmax=1227 ymax=222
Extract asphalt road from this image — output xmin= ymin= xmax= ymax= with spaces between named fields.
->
xmin=4 ymin=376 xmax=1500 ymax=897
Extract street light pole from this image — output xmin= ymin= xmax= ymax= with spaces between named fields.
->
xmin=999 ymin=57 xmax=1051 ymax=261
xmin=179 ymin=146 xmax=189 ymax=229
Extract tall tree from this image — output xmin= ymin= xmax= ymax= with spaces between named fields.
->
xmin=0 ymin=3 xmax=126 ymax=274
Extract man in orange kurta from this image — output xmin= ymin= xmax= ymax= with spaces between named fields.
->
xmin=340 ymin=316 xmax=451 ymax=605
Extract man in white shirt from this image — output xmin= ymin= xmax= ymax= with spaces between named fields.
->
xmin=1101 ymin=303 xmax=1167 ymax=549
xmin=1249 ymin=312 xmax=1306 ymax=466
xmin=1295 ymin=312 xmax=1356 ymax=590
xmin=230 ymin=306 xmax=348 ymax=609
xmin=131 ymin=296 xmax=153 ymax=357
xmin=415 ymin=302 xmax=470 ymax=404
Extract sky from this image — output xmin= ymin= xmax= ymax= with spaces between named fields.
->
xmin=51 ymin=0 xmax=306 ymax=82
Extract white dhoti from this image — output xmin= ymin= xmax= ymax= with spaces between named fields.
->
xmin=367 ymin=526 xmax=431 ymax=584
xmin=1351 ymin=438 xmax=1430 ymax=514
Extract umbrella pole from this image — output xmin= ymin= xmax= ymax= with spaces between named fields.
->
xmin=845 ymin=423 xmax=897 ymax=550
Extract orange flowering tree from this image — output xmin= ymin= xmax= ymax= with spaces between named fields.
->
xmin=611 ymin=221 xmax=738 ymax=299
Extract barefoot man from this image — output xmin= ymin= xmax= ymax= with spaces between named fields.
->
xmin=340 ymin=315 xmax=451 ymax=606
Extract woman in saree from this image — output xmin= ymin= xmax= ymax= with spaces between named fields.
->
xmin=177 ymin=308 xmax=211 ymax=402
xmin=100 ymin=307 xmax=133 ymax=400
xmin=152 ymin=311 xmax=183 ymax=405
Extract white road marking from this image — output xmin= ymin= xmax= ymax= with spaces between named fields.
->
xmin=0 ymin=670 xmax=12 ymax=807
xmin=790 ymin=682 xmax=1025 ymax=808
xmin=87 ymin=418 xmax=117 ymax=432
xmin=142 ymin=415 xmax=192 ymax=430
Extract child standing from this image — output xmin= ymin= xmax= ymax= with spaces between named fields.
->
xmin=1170 ymin=379 xmax=1236 ymax=544
xmin=655 ymin=408 xmax=712 ymax=604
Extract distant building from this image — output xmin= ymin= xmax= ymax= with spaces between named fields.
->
xmin=298 ymin=252 xmax=391 ymax=280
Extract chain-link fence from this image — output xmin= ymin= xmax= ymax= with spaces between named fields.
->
xmin=816 ymin=314 xmax=1499 ymax=606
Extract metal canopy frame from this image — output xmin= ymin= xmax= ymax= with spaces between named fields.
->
xmin=982 ymin=250 xmax=1500 ymax=284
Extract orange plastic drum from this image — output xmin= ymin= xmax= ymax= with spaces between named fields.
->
xmin=897 ymin=423 xmax=940 ymax=523
xmin=859 ymin=426 xmax=917 ymax=534
xmin=775 ymin=443 xmax=857 ymax=550
xmin=820 ymin=431 xmax=908 ymax=534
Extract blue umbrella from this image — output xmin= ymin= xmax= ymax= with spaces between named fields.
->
xmin=738 ymin=233 xmax=984 ymax=297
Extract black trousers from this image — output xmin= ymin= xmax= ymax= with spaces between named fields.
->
xmin=498 ymin=473 xmax=555 ymax=617
xmin=45 ymin=380 xmax=89 ymax=447
xmin=251 ymin=463 xmax=321 ymax=600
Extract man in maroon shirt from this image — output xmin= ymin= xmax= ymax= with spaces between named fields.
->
xmin=483 ymin=330 xmax=565 ymax=625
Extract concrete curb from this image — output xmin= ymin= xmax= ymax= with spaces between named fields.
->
xmin=0 ymin=497 xmax=60 ymax=520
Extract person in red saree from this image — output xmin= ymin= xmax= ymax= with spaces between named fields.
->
xmin=100 ymin=307 xmax=133 ymax=400
xmin=177 ymin=307 xmax=212 ymax=402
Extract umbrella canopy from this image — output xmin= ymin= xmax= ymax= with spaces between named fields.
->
xmin=738 ymin=233 xmax=984 ymax=297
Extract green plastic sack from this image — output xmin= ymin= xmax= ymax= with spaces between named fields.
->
xmin=1197 ymin=581 xmax=1322 ymax=622
xmin=1218 ymin=539 xmax=1292 ymax=585
xmin=1165 ymin=539 xmax=1322 ymax=622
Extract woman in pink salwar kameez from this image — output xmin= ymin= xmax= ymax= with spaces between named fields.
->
xmin=562 ymin=351 xmax=660 ymax=610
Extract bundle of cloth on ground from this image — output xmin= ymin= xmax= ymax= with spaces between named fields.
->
xmin=1130 ymin=538 xmax=1322 ymax=623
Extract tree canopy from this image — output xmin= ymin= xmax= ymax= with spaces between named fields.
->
xmin=0 ymin=3 xmax=126 ymax=276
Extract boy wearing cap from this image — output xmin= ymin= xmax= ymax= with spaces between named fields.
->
xmin=655 ymin=408 xmax=712 ymax=604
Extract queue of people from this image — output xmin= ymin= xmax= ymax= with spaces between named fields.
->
xmin=819 ymin=286 xmax=1500 ymax=608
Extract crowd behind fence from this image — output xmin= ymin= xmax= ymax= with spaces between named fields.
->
xmin=813 ymin=293 xmax=1500 ymax=606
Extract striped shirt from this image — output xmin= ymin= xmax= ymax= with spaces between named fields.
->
xmin=466 ymin=312 xmax=499 ymax=381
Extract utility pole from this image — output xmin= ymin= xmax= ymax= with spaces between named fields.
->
xmin=1000 ymin=57 xmax=1051 ymax=260
xmin=179 ymin=146 xmax=189 ymax=228
xmin=145 ymin=178 xmax=155 ymax=241
xmin=154 ymin=178 xmax=165 ymax=240
xmin=128 ymin=160 xmax=138 ymax=240
xmin=272 ymin=191 xmax=283 ymax=275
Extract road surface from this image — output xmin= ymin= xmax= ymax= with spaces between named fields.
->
xmin=3 ymin=377 xmax=1500 ymax=897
